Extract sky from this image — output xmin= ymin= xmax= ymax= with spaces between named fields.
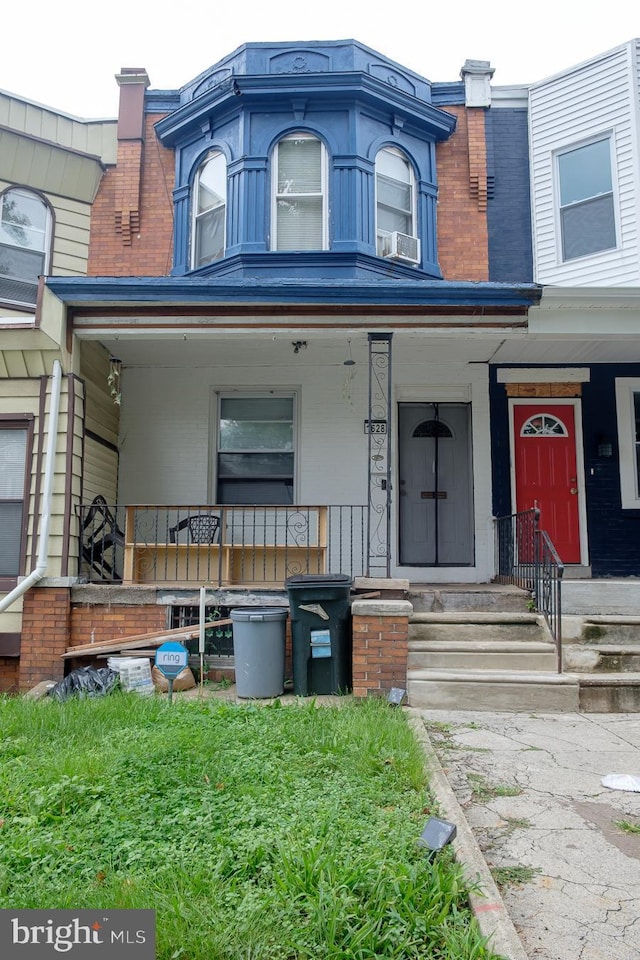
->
xmin=2 ymin=0 xmax=639 ymax=118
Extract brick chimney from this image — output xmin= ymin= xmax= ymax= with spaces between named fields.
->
xmin=114 ymin=68 xmax=150 ymax=245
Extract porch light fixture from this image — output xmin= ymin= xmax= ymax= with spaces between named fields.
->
xmin=418 ymin=817 xmax=457 ymax=857
xmin=597 ymin=436 xmax=613 ymax=458
xmin=292 ymin=340 xmax=307 ymax=354
xmin=343 ymin=339 xmax=355 ymax=366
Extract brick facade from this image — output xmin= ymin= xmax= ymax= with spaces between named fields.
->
xmin=436 ymin=105 xmax=489 ymax=281
xmin=88 ymin=114 xmax=174 ymax=277
xmin=350 ymin=600 xmax=411 ymax=698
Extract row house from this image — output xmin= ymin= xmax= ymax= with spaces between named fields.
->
xmin=2 ymin=38 xmax=639 ymax=695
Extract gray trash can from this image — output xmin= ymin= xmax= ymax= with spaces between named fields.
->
xmin=230 ymin=607 xmax=288 ymax=698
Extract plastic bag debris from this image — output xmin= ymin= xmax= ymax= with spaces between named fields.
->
xmin=601 ymin=774 xmax=640 ymax=792
xmin=47 ymin=666 xmax=120 ymax=701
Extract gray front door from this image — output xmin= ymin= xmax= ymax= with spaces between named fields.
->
xmin=398 ymin=403 xmax=474 ymax=565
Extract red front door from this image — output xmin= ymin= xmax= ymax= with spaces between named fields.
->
xmin=513 ymin=403 xmax=581 ymax=564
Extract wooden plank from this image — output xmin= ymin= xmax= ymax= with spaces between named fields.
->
xmin=62 ymin=619 xmax=233 ymax=658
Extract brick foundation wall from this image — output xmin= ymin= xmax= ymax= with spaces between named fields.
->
xmin=351 ymin=600 xmax=411 ymax=698
xmin=69 ymin=603 xmax=167 ymax=649
xmin=19 ymin=588 xmax=71 ymax=692
xmin=0 ymin=658 xmax=19 ymax=693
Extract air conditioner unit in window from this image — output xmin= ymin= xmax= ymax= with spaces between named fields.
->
xmin=382 ymin=231 xmax=421 ymax=264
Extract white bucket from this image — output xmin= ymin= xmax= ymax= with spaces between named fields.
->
xmin=108 ymin=657 xmax=154 ymax=695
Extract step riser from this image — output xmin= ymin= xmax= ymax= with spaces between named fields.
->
xmin=580 ymin=625 xmax=640 ymax=644
xmin=409 ymin=625 xmax=547 ymax=644
xmin=407 ymin=679 xmax=579 ymax=712
xmin=578 ymin=685 xmax=640 ymax=712
xmin=408 ymin=591 xmax=531 ymax=614
xmin=409 ymin=652 xmax=557 ymax=671
xmin=564 ymin=648 xmax=640 ymax=673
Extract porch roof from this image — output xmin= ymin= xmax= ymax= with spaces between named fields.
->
xmin=46 ymin=276 xmax=542 ymax=312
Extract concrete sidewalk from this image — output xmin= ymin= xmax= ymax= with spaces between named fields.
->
xmin=413 ymin=709 xmax=640 ymax=960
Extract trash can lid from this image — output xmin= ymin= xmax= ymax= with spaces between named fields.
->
xmin=230 ymin=607 xmax=288 ymax=622
xmin=285 ymin=574 xmax=352 ymax=587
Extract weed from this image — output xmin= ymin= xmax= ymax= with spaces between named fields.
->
xmin=614 ymin=819 xmax=640 ymax=834
xmin=467 ymin=773 xmax=522 ymax=803
xmin=491 ymin=865 xmax=541 ymax=888
xmin=502 ymin=816 xmax=531 ymax=831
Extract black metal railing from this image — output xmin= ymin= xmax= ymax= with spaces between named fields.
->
xmin=78 ymin=503 xmax=367 ymax=587
xmin=494 ymin=508 xmax=564 ymax=672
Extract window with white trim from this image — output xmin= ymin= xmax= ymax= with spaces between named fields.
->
xmin=272 ymin=133 xmax=327 ymax=250
xmin=216 ymin=394 xmax=295 ymax=504
xmin=192 ymin=151 xmax=226 ymax=267
xmin=615 ymin=378 xmax=640 ymax=508
xmin=557 ymin=138 xmax=616 ymax=262
xmin=0 ymin=424 xmax=29 ymax=577
xmin=375 ymin=147 xmax=416 ymax=256
xmin=0 ymin=188 xmax=51 ymax=306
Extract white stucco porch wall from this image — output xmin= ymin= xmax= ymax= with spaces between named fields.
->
xmin=115 ymin=336 xmax=493 ymax=581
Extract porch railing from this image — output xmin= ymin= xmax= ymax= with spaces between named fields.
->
xmin=494 ymin=508 xmax=564 ymax=672
xmin=78 ymin=503 xmax=367 ymax=588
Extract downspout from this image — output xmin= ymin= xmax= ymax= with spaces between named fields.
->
xmin=0 ymin=359 xmax=62 ymax=612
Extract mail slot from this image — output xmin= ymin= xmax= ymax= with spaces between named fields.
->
xmin=421 ymin=491 xmax=447 ymax=499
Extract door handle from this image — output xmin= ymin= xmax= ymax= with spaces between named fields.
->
xmin=570 ymin=487 xmax=578 ymax=495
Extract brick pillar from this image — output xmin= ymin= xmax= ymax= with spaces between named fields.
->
xmin=351 ymin=600 xmax=412 ymax=698
xmin=19 ymin=587 xmax=71 ymax=691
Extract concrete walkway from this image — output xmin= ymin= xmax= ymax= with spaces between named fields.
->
xmin=414 ymin=709 xmax=640 ymax=960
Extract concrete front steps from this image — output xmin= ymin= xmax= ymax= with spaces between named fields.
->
xmin=563 ymin=616 xmax=640 ymax=711
xmin=406 ymin=611 xmax=578 ymax=712
xmin=404 ymin=586 xmax=640 ymax=712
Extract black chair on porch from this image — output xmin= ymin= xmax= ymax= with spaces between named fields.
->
xmin=168 ymin=514 xmax=221 ymax=545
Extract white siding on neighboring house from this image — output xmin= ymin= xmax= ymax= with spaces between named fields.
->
xmin=530 ymin=40 xmax=640 ymax=286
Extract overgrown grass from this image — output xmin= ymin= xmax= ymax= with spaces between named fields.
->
xmin=0 ymin=693 xmax=501 ymax=959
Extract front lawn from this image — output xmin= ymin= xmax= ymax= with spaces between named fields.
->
xmin=0 ymin=693 xmax=500 ymax=959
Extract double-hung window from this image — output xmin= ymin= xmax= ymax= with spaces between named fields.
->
xmin=375 ymin=147 xmax=416 ymax=256
xmin=0 ymin=422 xmax=30 ymax=579
xmin=615 ymin=379 xmax=640 ymax=509
xmin=557 ymin=138 xmax=616 ymax=261
xmin=192 ymin=151 xmax=226 ymax=267
xmin=272 ymin=134 xmax=327 ymax=250
xmin=0 ymin=188 xmax=51 ymax=306
xmin=216 ymin=395 xmax=295 ymax=504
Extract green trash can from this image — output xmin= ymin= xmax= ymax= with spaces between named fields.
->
xmin=285 ymin=574 xmax=352 ymax=696
xmin=230 ymin=607 xmax=288 ymax=698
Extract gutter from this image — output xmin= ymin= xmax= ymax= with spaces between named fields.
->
xmin=0 ymin=359 xmax=62 ymax=613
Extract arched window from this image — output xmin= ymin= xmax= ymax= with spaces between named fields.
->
xmin=0 ymin=188 xmax=51 ymax=306
xmin=272 ymin=133 xmax=327 ymax=250
xmin=375 ymin=147 xmax=416 ymax=256
xmin=192 ymin=151 xmax=226 ymax=267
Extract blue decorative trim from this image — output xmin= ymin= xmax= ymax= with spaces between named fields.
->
xmin=431 ymin=83 xmax=466 ymax=106
xmin=145 ymin=91 xmax=180 ymax=113
xmin=47 ymin=274 xmax=541 ymax=308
